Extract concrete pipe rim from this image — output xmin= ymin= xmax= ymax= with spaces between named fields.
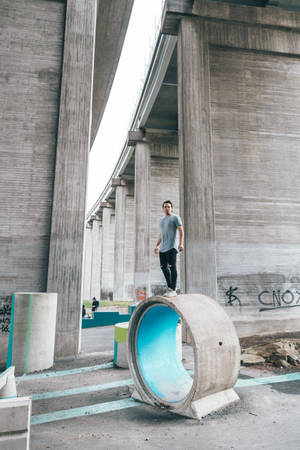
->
xmin=128 ymin=297 xmax=197 ymax=409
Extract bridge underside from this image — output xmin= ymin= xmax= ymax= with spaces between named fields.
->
xmin=86 ymin=0 xmax=300 ymax=341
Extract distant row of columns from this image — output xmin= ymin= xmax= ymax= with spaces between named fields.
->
xmin=83 ymin=17 xmax=222 ymax=304
xmin=84 ymin=18 xmax=227 ymax=303
xmin=83 ymin=131 xmax=180 ymax=302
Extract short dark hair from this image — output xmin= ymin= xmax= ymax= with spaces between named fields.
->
xmin=162 ymin=200 xmax=173 ymax=208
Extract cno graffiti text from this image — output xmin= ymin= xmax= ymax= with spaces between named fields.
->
xmin=225 ymin=286 xmax=300 ymax=312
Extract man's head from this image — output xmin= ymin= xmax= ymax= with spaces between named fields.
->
xmin=162 ymin=200 xmax=173 ymax=216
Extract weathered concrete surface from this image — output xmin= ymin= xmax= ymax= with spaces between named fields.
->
xmin=13 ymin=326 xmax=300 ymax=450
xmin=0 ymin=0 xmax=134 ymax=363
xmin=47 ymin=0 xmax=97 ymax=359
xmin=131 ymin=133 xmax=181 ymax=298
xmin=82 ymin=224 xmax=93 ymax=302
xmin=149 ymin=137 xmax=181 ymax=295
xmin=0 ymin=396 xmax=31 ymax=450
xmin=0 ymin=0 xmax=65 ymax=366
xmin=27 ymin=378 xmax=300 ymax=450
xmin=134 ymin=141 xmax=151 ymax=301
xmin=177 ymin=5 xmax=300 ymax=336
xmin=86 ymin=135 xmax=181 ymax=302
xmin=83 ymin=216 xmax=102 ymax=302
xmin=128 ymin=294 xmax=240 ymax=419
xmin=178 ymin=16 xmax=217 ymax=299
xmin=90 ymin=217 xmax=102 ymax=301
xmin=113 ymin=181 xmax=128 ymax=300
xmin=124 ymin=188 xmax=135 ymax=299
xmin=11 ymin=293 xmax=57 ymax=375
xmin=101 ymin=206 xmax=115 ymax=300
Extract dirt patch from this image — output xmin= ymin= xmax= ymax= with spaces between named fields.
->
xmin=240 ymin=335 xmax=300 ymax=368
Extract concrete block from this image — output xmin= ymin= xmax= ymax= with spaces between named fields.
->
xmin=180 ymin=388 xmax=240 ymax=421
xmin=0 ymin=433 xmax=29 ymax=450
xmin=0 ymin=397 xmax=31 ymax=434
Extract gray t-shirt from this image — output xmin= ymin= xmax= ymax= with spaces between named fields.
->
xmin=159 ymin=214 xmax=182 ymax=253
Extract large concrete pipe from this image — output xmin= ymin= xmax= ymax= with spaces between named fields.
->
xmin=127 ymin=294 xmax=240 ymax=420
xmin=7 ymin=293 xmax=57 ymax=375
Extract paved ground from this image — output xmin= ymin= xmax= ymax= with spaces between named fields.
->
xmin=16 ymin=326 xmax=300 ymax=450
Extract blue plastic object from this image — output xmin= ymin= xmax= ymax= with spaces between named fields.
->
xmin=136 ymin=305 xmax=193 ymax=403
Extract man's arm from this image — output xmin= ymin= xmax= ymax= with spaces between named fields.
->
xmin=178 ymin=225 xmax=184 ymax=252
xmin=154 ymin=233 xmax=161 ymax=254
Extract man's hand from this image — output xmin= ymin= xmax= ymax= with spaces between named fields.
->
xmin=178 ymin=226 xmax=184 ymax=252
xmin=155 ymin=234 xmax=161 ymax=255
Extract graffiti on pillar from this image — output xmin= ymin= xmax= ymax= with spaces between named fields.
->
xmin=0 ymin=299 xmax=11 ymax=334
xmin=225 ymin=286 xmax=241 ymax=307
xmin=258 ymin=289 xmax=300 ymax=312
xmin=136 ymin=288 xmax=147 ymax=301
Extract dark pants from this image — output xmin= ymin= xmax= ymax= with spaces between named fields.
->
xmin=159 ymin=248 xmax=178 ymax=291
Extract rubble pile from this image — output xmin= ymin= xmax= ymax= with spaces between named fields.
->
xmin=241 ymin=340 xmax=300 ymax=368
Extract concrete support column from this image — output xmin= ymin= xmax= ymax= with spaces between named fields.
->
xmin=83 ymin=224 xmax=93 ymax=301
xmin=113 ymin=178 xmax=127 ymax=301
xmin=101 ymin=203 xmax=115 ymax=300
xmin=124 ymin=183 xmax=135 ymax=299
xmin=90 ymin=215 xmax=102 ymax=300
xmin=148 ymin=134 xmax=180 ymax=295
xmin=134 ymin=141 xmax=151 ymax=301
xmin=177 ymin=17 xmax=217 ymax=298
xmin=47 ymin=0 xmax=97 ymax=357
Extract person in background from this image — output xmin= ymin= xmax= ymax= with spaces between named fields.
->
xmin=92 ymin=297 xmax=99 ymax=311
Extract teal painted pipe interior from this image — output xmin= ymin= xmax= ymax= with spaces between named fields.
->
xmin=136 ymin=305 xmax=193 ymax=403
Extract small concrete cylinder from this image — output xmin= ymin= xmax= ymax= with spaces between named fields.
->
xmin=7 ymin=293 xmax=57 ymax=375
xmin=128 ymin=294 xmax=240 ymax=420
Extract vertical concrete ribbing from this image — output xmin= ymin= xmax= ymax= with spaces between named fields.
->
xmin=134 ymin=142 xmax=151 ymax=300
xmin=114 ymin=184 xmax=127 ymax=300
xmin=177 ymin=17 xmax=217 ymax=298
xmin=124 ymin=190 xmax=135 ymax=299
xmin=0 ymin=0 xmax=65 ymax=364
xmin=83 ymin=225 xmax=93 ymax=301
xmin=101 ymin=206 xmax=115 ymax=300
xmin=47 ymin=0 xmax=97 ymax=357
xmin=149 ymin=144 xmax=180 ymax=295
xmin=90 ymin=217 xmax=102 ymax=300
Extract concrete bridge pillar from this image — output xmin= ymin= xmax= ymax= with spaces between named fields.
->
xmin=113 ymin=178 xmax=128 ymax=301
xmin=100 ymin=203 xmax=115 ymax=300
xmin=47 ymin=0 xmax=97 ymax=358
xmin=130 ymin=130 xmax=180 ymax=299
xmin=124 ymin=182 xmax=135 ymax=299
xmin=83 ymin=223 xmax=93 ymax=302
xmin=148 ymin=131 xmax=180 ymax=295
xmin=134 ymin=140 xmax=151 ymax=301
xmin=90 ymin=215 xmax=102 ymax=300
xmin=177 ymin=17 xmax=217 ymax=299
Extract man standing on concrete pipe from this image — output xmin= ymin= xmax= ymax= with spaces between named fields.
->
xmin=154 ymin=200 xmax=184 ymax=297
